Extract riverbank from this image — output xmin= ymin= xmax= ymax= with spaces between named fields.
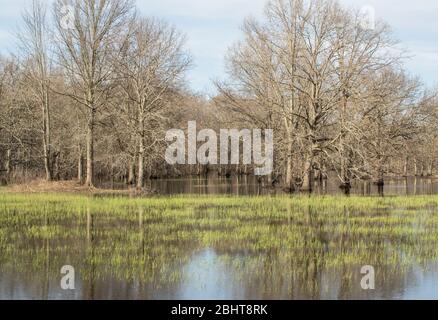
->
xmin=0 ymin=179 xmax=155 ymax=196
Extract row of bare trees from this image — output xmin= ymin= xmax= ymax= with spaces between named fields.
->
xmin=0 ymin=0 xmax=437 ymax=192
xmin=216 ymin=0 xmax=437 ymax=192
xmin=1 ymin=0 xmax=191 ymax=188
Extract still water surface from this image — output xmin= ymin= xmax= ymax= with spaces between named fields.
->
xmin=140 ymin=175 xmax=438 ymax=196
xmin=2 ymin=249 xmax=437 ymax=300
xmin=1 ymin=178 xmax=438 ymax=300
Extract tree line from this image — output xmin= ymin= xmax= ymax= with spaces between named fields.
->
xmin=0 ymin=0 xmax=437 ymax=193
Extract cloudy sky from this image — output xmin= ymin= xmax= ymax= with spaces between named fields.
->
xmin=1 ymin=0 xmax=437 ymax=93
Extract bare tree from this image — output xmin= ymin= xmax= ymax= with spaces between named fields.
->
xmin=219 ymin=0 xmax=344 ymax=191
xmin=329 ymin=8 xmax=403 ymax=191
xmin=18 ymin=0 xmax=54 ymax=181
xmin=218 ymin=0 xmax=421 ymax=192
xmin=53 ymin=0 xmax=135 ymax=187
xmin=0 ymin=0 xmax=436 ymax=193
xmin=115 ymin=18 xmax=191 ymax=189
xmin=359 ymin=69 xmax=423 ymax=186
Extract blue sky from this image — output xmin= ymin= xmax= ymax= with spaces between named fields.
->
xmin=1 ymin=0 xmax=437 ymax=94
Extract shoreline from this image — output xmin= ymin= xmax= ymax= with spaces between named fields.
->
xmin=0 ymin=180 xmax=153 ymax=196
xmin=2 ymin=176 xmax=438 ymax=197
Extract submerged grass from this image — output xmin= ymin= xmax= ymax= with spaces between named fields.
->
xmin=1 ymin=193 xmax=438 ymax=298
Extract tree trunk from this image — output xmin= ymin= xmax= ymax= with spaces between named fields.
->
xmin=339 ymin=92 xmax=350 ymax=190
xmin=42 ymin=88 xmax=52 ymax=181
xmin=53 ymin=152 xmax=60 ymax=180
xmin=5 ymin=149 xmax=11 ymax=176
xmin=85 ymin=107 xmax=95 ymax=187
xmin=127 ymin=155 xmax=135 ymax=185
xmin=376 ymin=159 xmax=385 ymax=187
xmin=137 ymin=143 xmax=144 ymax=189
xmin=78 ymin=148 xmax=83 ymax=183
xmin=403 ymin=157 xmax=408 ymax=177
xmin=137 ymin=115 xmax=145 ymax=189
xmin=340 ymin=151 xmax=351 ymax=189
xmin=285 ymin=140 xmax=294 ymax=191
xmin=414 ymin=159 xmax=418 ymax=177
xmin=428 ymin=161 xmax=434 ymax=177
xmin=267 ymin=173 xmax=273 ymax=186
xmin=110 ymin=160 xmax=115 ymax=189
xmin=414 ymin=176 xmax=418 ymax=195
xmin=301 ymin=157 xmax=314 ymax=192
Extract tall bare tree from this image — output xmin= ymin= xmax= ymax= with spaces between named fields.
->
xmin=53 ymin=0 xmax=135 ymax=187
xmin=116 ymin=18 xmax=191 ymax=189
xmin=18 ymin=0 xmax=54 ymax=181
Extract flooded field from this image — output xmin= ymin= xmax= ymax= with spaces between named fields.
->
xmin=101 ymin=175 xmax=438 ymax=197
xmin=1 ymin=194 xmax=438 ymax=300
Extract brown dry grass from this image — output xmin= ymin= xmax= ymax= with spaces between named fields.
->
xmin=1 ymin=179 xmax=153 ymax=196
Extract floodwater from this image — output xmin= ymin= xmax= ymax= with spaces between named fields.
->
xmin=1 ymin=179 xmax=438 ymax=300
xmin=2 ymin=248 xmax=437 ymax=300
xmin=102 ymin=175 xmax=438 ymax=196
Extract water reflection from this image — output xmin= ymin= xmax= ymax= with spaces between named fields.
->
xmin=1 ymin=195 xmax=438 ymax=300
xmin=176 ymin=249 xmax=244 ymax=300
xmin=101 ymin=175 xmax=438 ymax=196
xmin=1 ymin=248 xmax=437 ymax=300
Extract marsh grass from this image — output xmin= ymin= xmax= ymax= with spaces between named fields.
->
xmin=1 ymin=193 xmax=438 ymax=298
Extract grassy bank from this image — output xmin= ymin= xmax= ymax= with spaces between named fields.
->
xmin=2 ymin=191 xmax=438 ymax=212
